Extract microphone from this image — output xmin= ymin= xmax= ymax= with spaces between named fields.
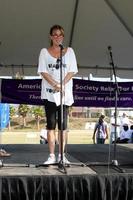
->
xmin=59 ymin=43 xmax=64 ymax=49
xmin=108 ymin=45 xmax=112 ymax=51
xmin=108 ymin=45 xmax=112 ymax=57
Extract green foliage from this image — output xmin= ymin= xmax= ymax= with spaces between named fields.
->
xmin=31 ymin=106 xmax=45 ymax=130
xmin=18 ymin=104 xmax=30 ymax=117
xmin=31 ymin=106 xmax=45 ymax=119
xmin=9 ymin=105 xmax=16 ymax=119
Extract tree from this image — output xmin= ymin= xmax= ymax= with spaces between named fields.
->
xmin=18 ymin=104 xmax=30 ymax=127
xmin=31 ymin=106 xmax=45 ymax=130
xmin=8 ymin=105 xmax=16 ymax=130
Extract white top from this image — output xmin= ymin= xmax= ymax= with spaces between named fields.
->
xmin=120 ymin=129 xmax=131 ymax=140
xmin=38 ymin=47 xmax=78 ymax=106
xmin=120 ymin=116 xmax=130 ymax=132
xmin=94 ymin=121 xmax=108 ymax=139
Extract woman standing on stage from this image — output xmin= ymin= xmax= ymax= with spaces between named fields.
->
xmin=38 ymin=24 xmax=78 ymax=164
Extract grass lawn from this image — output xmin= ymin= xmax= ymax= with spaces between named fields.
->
xmin=0 ymin=117 xmax=109 ymax=144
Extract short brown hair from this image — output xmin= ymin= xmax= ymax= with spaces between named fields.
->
xmin=49 ymin=24 xmax=64 ymax=37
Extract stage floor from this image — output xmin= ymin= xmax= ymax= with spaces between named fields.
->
xmin=0 ymin=143 xmax=133 ymax=175
xmin=0 ymin=144 xmax=133 ymax=200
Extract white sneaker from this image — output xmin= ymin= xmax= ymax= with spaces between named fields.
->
xmin=58 ymin=154 xmax=70 ymax=164
xmin=44 ymin=154 xmax=56 ymax=165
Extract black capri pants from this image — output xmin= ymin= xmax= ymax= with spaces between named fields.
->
xmin=44 ymin=100 xmax=69 ymax=130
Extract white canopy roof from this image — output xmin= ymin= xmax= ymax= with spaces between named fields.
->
xmin=0 ymin=0 xmax=133 ymax=78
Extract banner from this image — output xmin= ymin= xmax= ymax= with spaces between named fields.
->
xmin=1 ymin=79 xmax=43 ymax=105
xmin=1 ymin=78 xmax=133 ymax=107
xmin=73 ymin=79 xmax=133 ymax=107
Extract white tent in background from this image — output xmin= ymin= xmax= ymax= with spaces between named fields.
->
xmin=89 ymin=74 xmax=133 ymax=82
xmin=0 ymin=0 xmax=133 ymax=78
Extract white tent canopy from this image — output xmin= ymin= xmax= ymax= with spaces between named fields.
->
xmin=0 ymin=0 xmax=133 ymax=78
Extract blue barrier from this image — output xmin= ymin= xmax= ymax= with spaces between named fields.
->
xmin=0 ymin=103 xmax=9 ymax=131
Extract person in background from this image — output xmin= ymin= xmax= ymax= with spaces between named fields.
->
xmin=40 ymin=126 xmax=58 ymax=145
xmin=92 ymin=114 xmax=108 ymax=144
xmin=110 ymin=112 xmax=121 ymax=144
xmin=129 ymin=125 xmax=133 ymax=143
xmin=120 ymin=112 xmax=130 ymax=133
xmin=116 ymin=124 xmax=131 ymax=143
xmin=38 ymin=24 xmax=78 ymax=164
xmin=0 ymin=131 xmax=11 ymax=157
xmin=0 ymin=148 xmax=11 ymax=157
xmin=40 ymin=127 xmax=48 ymax=144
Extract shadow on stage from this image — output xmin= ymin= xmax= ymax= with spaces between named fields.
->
xmin=0 ymin=144 xmax=133 ymax=200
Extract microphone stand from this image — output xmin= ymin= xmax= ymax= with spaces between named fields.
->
xmin=86 ymin=47 xmax=124 ymax=173
xmin=57 ymin=44 xmax=86 ymax=172
xmin=58 ymin=44 xmax=67 ymax=173
xmin=108 ymin=46 xmax=124 ymax=172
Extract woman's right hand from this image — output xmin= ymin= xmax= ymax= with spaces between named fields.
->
xmin=54 ymin=83 xmax=65 ymax=94
xmin=54 ymin=83 xmax=61 ymax=92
